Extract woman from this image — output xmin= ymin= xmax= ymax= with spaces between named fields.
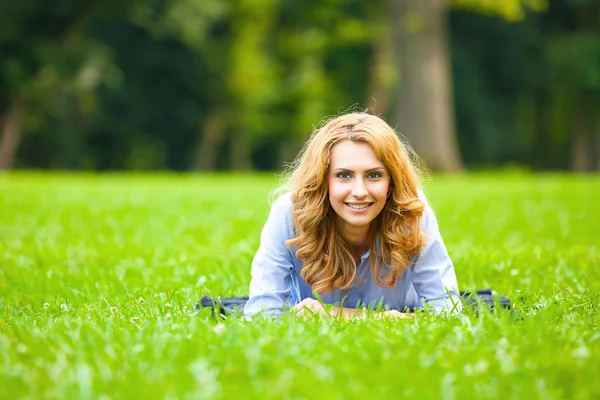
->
xmin=244 ymin=112 xmax=460 ymax=319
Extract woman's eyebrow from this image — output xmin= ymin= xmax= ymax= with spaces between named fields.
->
xmin=332 ymin=167 xmax=386 ymax=173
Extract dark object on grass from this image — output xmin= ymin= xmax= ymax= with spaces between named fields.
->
xmin=461 ymin=288 xmax=511 ymax=312
xmin=197 ymin=295 xmax=249 ymax=317
xmin=196 ymin=288 xmax=511 ymax=318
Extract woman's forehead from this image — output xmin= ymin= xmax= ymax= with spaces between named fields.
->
xmin=330 ymin=141 xmax=386 ymax=170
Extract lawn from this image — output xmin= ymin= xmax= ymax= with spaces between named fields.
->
xmin=1 ymin=172 xmax=599 ymax=399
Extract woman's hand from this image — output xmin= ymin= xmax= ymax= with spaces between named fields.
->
xmin=382 ymin=310 xmax=413 ymax=319
xmin=293 ymin=298 xmax=414 ymax=320
xmin=292 ymin=298 xmax=330 ymax=317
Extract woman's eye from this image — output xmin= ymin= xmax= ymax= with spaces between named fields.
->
xmin=337 ymin=172 xmax=350 ymax=179
xmin=368 ymin=172 xmax=382 ymax=179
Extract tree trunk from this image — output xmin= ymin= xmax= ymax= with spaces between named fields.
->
xmin=388 ymin=0 xmax=463 ymax=171
xmin=0 ymin=1 xmax=109 ymax=171
xmin=367 ymin=33 xmax=394 ymax=115
xmin=229 ymin=131 xmax=252 ymax=171
xmin=571 ymin=100 xmax=590 ymax=172
xmin=193 ymin=111 xmax=225 ymax=171
xmin=0 ymin=99 xmax=25 ymax=170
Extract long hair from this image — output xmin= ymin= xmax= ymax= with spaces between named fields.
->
xmin=284 ymin=112 xmax=427 ymax=295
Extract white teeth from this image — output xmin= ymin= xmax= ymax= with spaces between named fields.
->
xmin=347 ymin=203 xmax=370 ymax=210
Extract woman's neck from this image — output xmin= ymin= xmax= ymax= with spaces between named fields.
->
xmin=338 ymin=223 xmax=371 ymax=262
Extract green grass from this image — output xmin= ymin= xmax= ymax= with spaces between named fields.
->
xmin=1 ymin=172 xmax=599 ymax=399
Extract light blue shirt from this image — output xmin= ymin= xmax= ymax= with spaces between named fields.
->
xmin=244 ymin=193 xmax=461 ymax=318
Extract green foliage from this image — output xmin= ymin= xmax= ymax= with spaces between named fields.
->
xmin=547 ymin=34 xmax=600 ymax=90
xmin=130 ymin=0 xmax=230 ymax=49
xmin=450 ymin=0 xmax=600 ymax=170
xmin=1 ymin=173 xmax=599 ymax=398
xmin=453 ymin=0 xmax=547 ymax=20
xmin=3 ymin=0 xmax=600 ymax=171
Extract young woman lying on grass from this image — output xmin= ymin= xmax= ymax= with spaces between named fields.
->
xmin=244 ymin=112 xmax=460 ymax=319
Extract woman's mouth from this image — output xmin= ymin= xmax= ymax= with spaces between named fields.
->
xmin=345 ymin=202 xmax=373 ymax=211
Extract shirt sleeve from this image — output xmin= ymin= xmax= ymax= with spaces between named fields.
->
xmin=244 ymin=195 xmax=295 ymax=319
xmin=411 ymin=194 xmax=461 ymax=314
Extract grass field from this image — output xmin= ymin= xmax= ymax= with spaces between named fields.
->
xmin=1 ymin=172 xmax=599 ymax=399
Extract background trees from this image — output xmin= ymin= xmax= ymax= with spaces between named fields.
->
xmin=388 ymin=0 xmax=546 ymax=171
xmin=1 ymin=0 xmax=598 ymax=171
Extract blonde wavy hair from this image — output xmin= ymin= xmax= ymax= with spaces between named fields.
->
xmin=284 ymin=112 xmax=428 ymax=295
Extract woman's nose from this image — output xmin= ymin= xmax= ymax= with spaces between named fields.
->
xmin=352 ymin=179 xmax=368 ymax=198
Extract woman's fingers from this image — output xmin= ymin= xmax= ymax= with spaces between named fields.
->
xmin=383 ymin=310 xmax=412 ymax=318
xmin=294 ymin=300 xmax=413 ymax=320
xmin=292 ymin=298 xmax=312 ymax=314
xmin=292 ymin=302 xmax=303 ymax=313
xmin=293 ymin=298 xmax=324 ymax=316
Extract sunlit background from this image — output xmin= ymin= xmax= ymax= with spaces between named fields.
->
xmin=1 ymin=0 xmax=598 ymax=172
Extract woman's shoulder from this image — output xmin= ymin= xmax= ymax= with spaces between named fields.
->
xmin=267 ymin=193 xmax=295 ymax=237
xmin=415 ymin=188 xmax=444 ymax=234
xmin=416 ymin=188 xmax=430 ymax=211
xmin=416 ymin=188 xmax=428 ymax=203
xmin=271 ymin=192 xmax=293 ymax=213
xmin=269 ymin=193 xmax=294 ymax=225
xmin=415 ymin=188 xmax=436 ymax=227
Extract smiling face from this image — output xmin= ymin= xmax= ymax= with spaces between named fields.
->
xmin=327 ymin=140 xmax=391 ymax=242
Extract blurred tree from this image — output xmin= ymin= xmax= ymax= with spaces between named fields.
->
xmin=543 ymin=0 xmax=600 ymax=171
xmin=387 ymin=0 xmax=546 ymax=171
xmin=4 ymin=0 xmax=597 ymax=172
xmin=269 ymin=0 xmax=375 ymax=168
xmin=127 ymin=0 xmax=282 ymax=170
xmin=133 ymin=0 xmax=376 ymax=170
xmin=86 ymin=19 xmax=205 ymax=170
xmin=449 ymin=0 xmax=600 ymax=171
xmin=0 ymin=0 xmax=121 ymax=169
xmin=128 ymin=0 xmax=233 ymax=170
xmin=388 ymin=0 xmax=462 ymax=171
xmin=449 ymin=10 xmax=546 ymax=168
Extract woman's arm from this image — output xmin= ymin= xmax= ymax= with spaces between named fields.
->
xmin=411 ymin=195 xmax=462 ymax=314
xmin=244 ymin=196 xmax=296 ymax=319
